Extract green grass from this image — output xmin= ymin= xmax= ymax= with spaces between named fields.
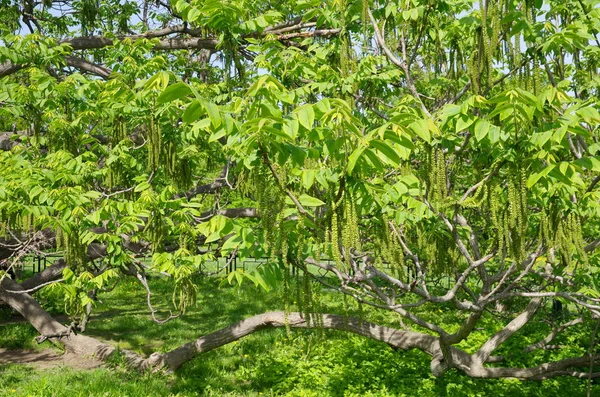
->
xmin=0 ymin=276 xmax=598 ymax=396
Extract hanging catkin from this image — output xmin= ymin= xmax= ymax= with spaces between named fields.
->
xmin=147 ymin=117 xmax=161 ymax=171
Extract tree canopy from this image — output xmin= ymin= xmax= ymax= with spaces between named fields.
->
xmin=1 ymin=0 xmax=600 ymax=382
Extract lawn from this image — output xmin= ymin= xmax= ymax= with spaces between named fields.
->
xmin=0 ymin=275 xmax=597 ymax=396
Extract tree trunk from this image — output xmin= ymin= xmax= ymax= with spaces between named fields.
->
xmin=0 ymin=277 xmax=121 ymax=360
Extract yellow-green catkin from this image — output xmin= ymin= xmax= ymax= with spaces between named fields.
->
xmin=295 ymin=265 xmax=303 ymax=316
xmin=506 ymin=167 xmax=527 ymax=263
xmin=337 ymin=0 xmax=351 ymax=78
xmin=253 ymin=165 xmax=284 ymax=254
xmin=361 ymin=0 xmax=369 ymax=47
xmin=462 ymin=181 xmax=489 ymax=209
xmin=480 ymin=0 xmax=491 ymax=89
xmin=331 ymin=207 xmax=343 ymax=269
xmin=488 ymin=179 xmax=505 ymax=251
xmin=554 ymin=212 xmax=588 ymax=268
xmin=487 ymin=1 xmax=501 ymax=88
xmin=147 ymin=117 xmax=161 ymax=171
xmin=427 ymin=146 xmax=447 ymax=204
xmin=330 ymin=189 xmax=345 ymax=270
xmin=302 ymin=268 xmax=312 ymax=326
xmin=150 ymin=210 xmax=164 ymax=254
xmin=377 ymin=220 xmax=404 ymax=276
xmin=341 ymin=192 xmax=360 ymax=265
xmin=64 ymin=228 xmax=86 ymax=268
xmin=55 ymin=227 xmax=63 ymax=250
xmin=113 ymin=117 xmax=127 ymax=146
xmin=312 ymin=280 xmax=323 ymax=332
xmin=467 ymin=52 xmax=481 ymax=94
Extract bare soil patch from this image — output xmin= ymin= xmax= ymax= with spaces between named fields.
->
xmin=0 ymin=348 xmax=103 ymax=370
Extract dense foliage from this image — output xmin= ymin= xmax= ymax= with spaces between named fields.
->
xmin=1 ymin=0 xmax=600 ymax=385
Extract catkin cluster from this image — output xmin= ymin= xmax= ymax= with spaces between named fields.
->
xmin=63 ymin=227 xmax=87 ymax=268
xmin=541 ymin=209 xmax=588 ymax=268
xmin=415 ymin=221 xmax=455 ymax=275
xmin=376 ymin=220 xmax=404 ymax=277
xmin=150 ymin=209 xmax=164 ymax=254
xmin=427 ymin=146 xmax=447 ymax=204
xmin=341 ymin=192 xmax=361 ymax=266
xmin=468 ymin=0 xmax=502 ymax=92
xmin=328 ymin=188 xmax=345 ymax=270
xmin=487 ymin=167 xmax=528 ymax=263
xmin=147 ymin=117 xmax=161 ymax=171
xmin=105 ymin=118 xmax=127 ymax=189
xmin=251 ymin=165 xmax=285 ymax=253
xmin=163 ymin=140 xmax=193 ymax=190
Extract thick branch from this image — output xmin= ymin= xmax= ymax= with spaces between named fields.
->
xmin=475 ymin=298 xmax=543 ymax=363
xmin=20 ymin=259 xmax=67 ymax=290
xmin=149 ymin=311 xmax=438 ymax=370
xmin=0 ymin=62 xmax=24 ymax=78
xmin=1 ymin=56 xmax=112 ymax=80
xmin=64 ymin=56 xmax=112 ymax=79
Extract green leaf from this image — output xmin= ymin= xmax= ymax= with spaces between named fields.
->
xmin=187 ymin=7 xmax=201 ymax=22
xmin=134 ymin=181 xmax=151 ymax=192
xmin=410 ymin=8 xmax=418 ymax=20
xmin=527 ymin=164 xmax=555 ymax=188
xmin=204 ymin=101 xmax=222 ymax=128
xmin=209 ymin=129 xmax=226 ymax=143
xmin=409 ymin=119 xmax=431 ymax=143
xmin=283 ymin=118 xmax=299 ymax=139
xmin=183 ymin=100 xmax=203 ymax=123
xmin=474 ymin=119 xmax=491 ymax=141
xmin=574 ymin=156 xmax=600 ymax=172
xmin=157 ymin=82 xmax=191 ymax=104
xmin=29 ymin=185 xmax=43 ymax=201
xmin=297 ymin=194 xmax=325 ymax=207
xmin=62 ymin=267 xmax=75 ymax=281
xmin=347 ymin=146 xmax=366 ymax=174
xmin=302 ymin=169 xmax=315 ymax=189
xmin=364 ymin=148 xmax=385 ymax=171
xmin=370 ymin=139 xmax=401 ymax=165
xmin=456 ymin=114 xmax=476 ymax=132
xmin=294 ymin=105 xmax=315 ymax=130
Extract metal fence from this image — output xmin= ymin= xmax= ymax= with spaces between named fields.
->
xmin=24 ymin=253 xmax=398 ymax=279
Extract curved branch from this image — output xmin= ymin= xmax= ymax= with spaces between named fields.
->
xmin=20 ymin=259 xmax=67 ymax=291
xmin=475 ymin=297 xmax=543 ymax=363
xmin=148 ymin=311 xmax=439 ymax=370
xmin=524 ymin=317 xmax=585 ymax=353
xmin=64 ymin=56 xmax=112 ymax=79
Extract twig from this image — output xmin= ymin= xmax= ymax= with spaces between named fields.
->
xmin=135 ymin=270 xmax=181 ymax=325
xmin=3 ymin=278 xmax=65 ymax=294
xmin=367 ymin=8 xmax=431 ymax=117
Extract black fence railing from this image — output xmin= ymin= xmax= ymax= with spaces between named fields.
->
xmin=23 ymin=253 xmax=398 ymax=279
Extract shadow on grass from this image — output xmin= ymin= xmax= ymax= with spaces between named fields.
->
xmin=1 ymin=276 xmax=599 ymax=396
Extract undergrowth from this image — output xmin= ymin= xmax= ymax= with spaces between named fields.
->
xmin=0 ymin=276 xmax=598 ymax=396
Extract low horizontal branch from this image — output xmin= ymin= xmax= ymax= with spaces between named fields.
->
xmin=147 ymin=311 xmax=438 ymax=370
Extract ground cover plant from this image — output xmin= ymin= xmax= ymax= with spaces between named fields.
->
xmin=1 ymin=0 xmax=600 ymax=392
xmin=2 ymin=276 xmax=599 ymax=396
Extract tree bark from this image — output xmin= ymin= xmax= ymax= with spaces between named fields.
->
xmin=0 ymin=277 xmax=114 ymax=358
xmin=150 ymin=311 xmax=439 ymax=370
